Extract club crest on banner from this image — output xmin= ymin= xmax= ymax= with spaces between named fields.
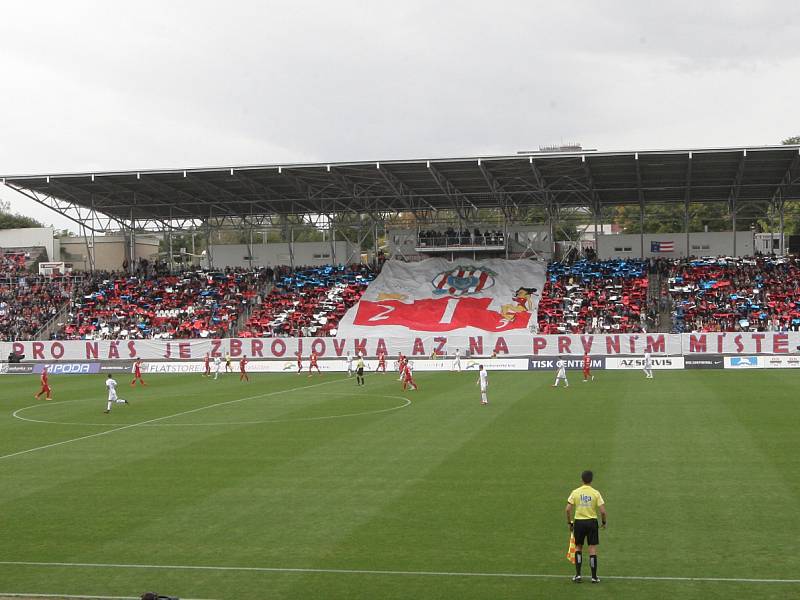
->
xmin=431 ymin=265 xmax=496 ymax=296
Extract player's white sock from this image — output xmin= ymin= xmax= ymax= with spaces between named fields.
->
xmin=481 ymin=392 xmax=488 ymax=404
xmin=106 ymin=401 xmax=112 ymax=411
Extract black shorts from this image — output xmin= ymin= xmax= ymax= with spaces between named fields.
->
xmin=573 ymin=519 xmax=599 ymax=546
xmin=356 ymin=367 xmax=364 ymax=376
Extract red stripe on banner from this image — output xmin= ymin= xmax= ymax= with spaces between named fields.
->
xmin=435 ymin=273 xmax=448 ymax=289
xmin=475 ymin=270 xmax=489 ymax=292
xmin=352 ymin=298 xmax=530 ymax=332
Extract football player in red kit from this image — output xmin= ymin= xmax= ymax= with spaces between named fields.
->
xmin=377 ymin=351 xmax=387 ymax=373
xmin=203 ymin=353 xmax=211 ymax=377
xmin=308 ymin=351 xmax=321 ymax=377
xmin=397 ymin=353 xmax=407 ymax=381
xmin=34 ymin=366 xmax=52 ymax=400
xmin=401 ymin=361 xmax=417 ymax=391
xmin=131 ymin=358 xmax=146 ymax=387
xmin=239 ymin=355 xmax=249 ymax=382
xmin=582 ymin=352 xmax=594 ymax=382
xmin=296 ymin=352 xmax=303 ymax=375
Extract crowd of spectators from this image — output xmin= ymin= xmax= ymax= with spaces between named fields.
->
xmin=537 ymin=259 xmax=651 ymax=334
xmin=417 ymin=228 xmax=505 ymax=247
xmin=0 ymin=251 xmax=77 ymax=341
xmin=0 ymin=251 xmax=27 ymax=273
xmin=12 ymin=249 xmax=800 ymax=341
xmin=53 ymin=268 xmax=269 ymax=340
xmin=241 ymin=265 xmax=374 ymax=337
xmin=668 ymin=256 xmax=800 ymax=332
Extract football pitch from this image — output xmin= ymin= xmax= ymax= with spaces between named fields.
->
xmin=0 ymin=368 xmax=797 ymax=600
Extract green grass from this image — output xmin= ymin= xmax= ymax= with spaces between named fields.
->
xmin=0 ymin=369 xmax=798 ymax=599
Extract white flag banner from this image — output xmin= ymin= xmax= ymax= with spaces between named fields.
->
xmin=336 ymin=258 xmax=546 ymax=338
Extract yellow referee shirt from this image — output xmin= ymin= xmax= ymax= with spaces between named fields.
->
xmin=567 ymin=485 xmax=604 ymax=520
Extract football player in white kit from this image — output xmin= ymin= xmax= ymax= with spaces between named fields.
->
xmin=477 ymin=364 xmax=488 ymax=404
xmin=643 ymin=352 xmax=654 ymax=379
xmin=346 ymin=351 xmax=354 ymax=377
xmin=213 ymin=355 xmax=222 ymax=380
xmin=552 ymin=359 xmax=569 ymax=387
xmin=453 ymin=348 xmax=462 ymax=372
xmin=103 ymin=374 xmax=128 ymax=413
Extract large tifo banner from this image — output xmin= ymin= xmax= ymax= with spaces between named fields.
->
xmin=336 ymin=258 xmax=546 ymax=337
xmin=2 ymin=332 xmax=799 ymax=362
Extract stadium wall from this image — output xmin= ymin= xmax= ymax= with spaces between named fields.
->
xmin=209 ymin=241 xmax=358 ymax=268
xmin=0 ymin=227 xmax=56 ymax=261
xmin=58 ymin=235 xmax=160 ymax=271
xmin=597 ymin=231 xmax=754 ymax=259
xmin=2 ymin=332 xmax=798 ymax=363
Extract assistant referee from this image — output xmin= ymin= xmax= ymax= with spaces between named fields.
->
xmin=565 ymin=470 xmax=607 ymax=583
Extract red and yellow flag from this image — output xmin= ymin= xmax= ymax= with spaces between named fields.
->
xmin=566 ymin=532 xmax=576 ymax=564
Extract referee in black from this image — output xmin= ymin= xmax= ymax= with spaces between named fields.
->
xmin=565 ymin=470 xmax=607 ymax=583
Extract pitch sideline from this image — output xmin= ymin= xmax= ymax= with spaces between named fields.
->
xmin=0 ymin=560 xmax=797 ymax=585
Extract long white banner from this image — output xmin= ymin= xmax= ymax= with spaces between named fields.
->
xmin=3 ymin=332 xmax=799 ymax=362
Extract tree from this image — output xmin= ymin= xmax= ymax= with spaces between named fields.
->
xmin=782 ymin=136 xmax=800 ymax=145
xmin=0 ymin=202 xmax=44 ymax=229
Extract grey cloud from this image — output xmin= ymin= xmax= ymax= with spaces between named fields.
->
xmin=0 ymin=0 xmax=797 ymax=230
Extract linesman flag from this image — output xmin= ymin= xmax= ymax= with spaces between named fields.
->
xmin=566 ymin=532 xmax=576 ymax=564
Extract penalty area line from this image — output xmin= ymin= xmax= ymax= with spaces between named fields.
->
xmin=0 ymin=561 xmax=797 ymax=585
xmin=1 ymin=378 xmax=347 ymax=462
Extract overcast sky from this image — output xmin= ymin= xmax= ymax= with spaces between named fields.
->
xmin=1 ymin=0 xmax=798 ymax=230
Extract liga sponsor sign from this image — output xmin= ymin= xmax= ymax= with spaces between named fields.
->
xmin=413 ymin=358 xmax=529 ymax=371
xmin=763 ymin=355 xmax=800 ymax=369
xmin=683 ymin=355 xmax=724 ymax=370
xmin=33 ymin=362 xmax=101 ymax=375
xmin=100 ymin=362 xmax=135 ymax=373
xmin=528 ymin=357 xmax=606 ymax=371
xmin=4 ymin=332 xmax=800 ymax=362
xmin=0 ymin=363 xmax=34 ymax=374
xmin=605 ymin=357 xmax=685 ymax=370
xmin=724 ymin=356 xmax=762 ymax=369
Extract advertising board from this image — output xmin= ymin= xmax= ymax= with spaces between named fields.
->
xmin=605 ymin=357 xmax=684 ymax=370
xmin=528 ymin=357 xmax=606 ymax=371
xmin=684 ymin=355 xmax=724 ymax=370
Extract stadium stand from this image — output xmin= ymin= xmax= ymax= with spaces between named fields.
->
xmin=0 ymin=250 xmax=27 ymax=273
xmin=10 ymin=253 xmax=800 ymax=340
xmin=0 ymin=250 xmax=76 ymax=341
xmin=668 ymin=256 xmax=800 ymax=332
xmin=417 ymin=228 xmax=505 ymax=247
xmin=240 ymin=265 xmax=374 ymax=337
xmin=0 ymin=263 xmax=74 ymax=342
xmin=54 ymin=269 xmax=267 ymax=340
xmin=537 ymin=259 xmax=651 ymax=334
